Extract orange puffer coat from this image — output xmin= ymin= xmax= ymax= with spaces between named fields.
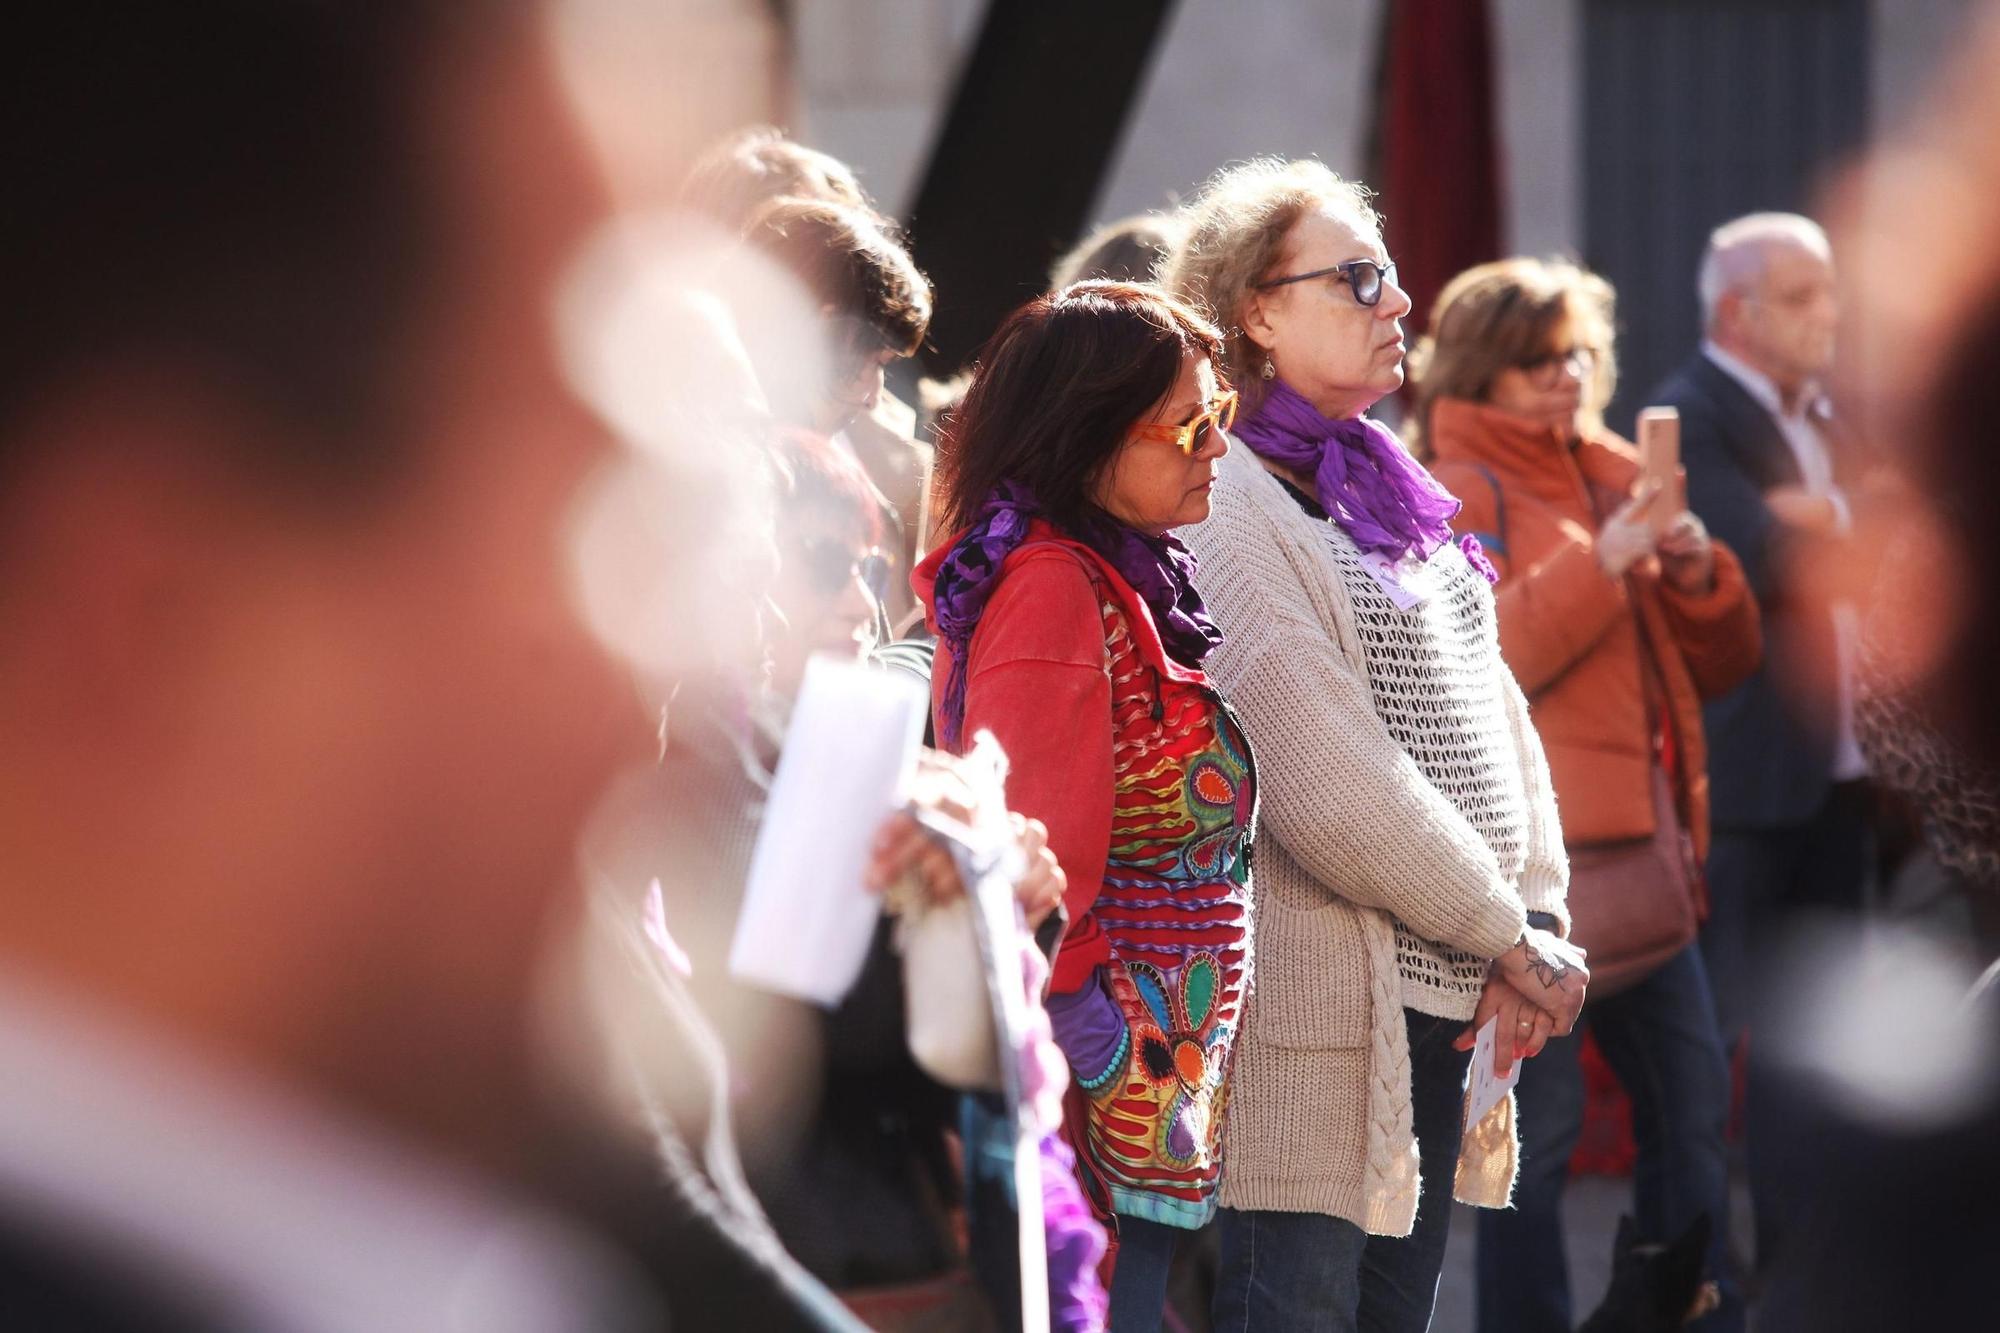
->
xmin=1427 ymin=397 xmax=1761 ymax=860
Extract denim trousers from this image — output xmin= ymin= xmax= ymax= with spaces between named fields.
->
xmin=1106 ymin=1214 xmax=1183 ymax=1332
xmin=1212 ymin=1009 xmax=1472 ymax=1331
xmin=1474 ymin=944 xmax=1740 ymax=1332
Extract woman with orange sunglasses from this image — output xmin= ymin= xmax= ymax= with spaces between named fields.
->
xmin=914 ymin=281 xmax=1258 ymax=1331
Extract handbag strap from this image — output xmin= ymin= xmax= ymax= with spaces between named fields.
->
xmin=1465 ymin=462 xmax=1510 ymax=562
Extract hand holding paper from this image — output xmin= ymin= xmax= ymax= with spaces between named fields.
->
xmin=1465 ymin=1015 xmax=1524 ymax=1127
xmin=728 ymin=654 xmax=928 ymax=1007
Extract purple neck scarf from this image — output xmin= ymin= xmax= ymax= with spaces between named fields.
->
xmin=931 ymin=480 xmax=1222 ymax=748
xmin=1234 ymin=378 xmax=1461 ymax=563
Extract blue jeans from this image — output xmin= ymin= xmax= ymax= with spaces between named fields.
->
xmin=1213 ymin=1009 xmax=1471 ymax=1331
xmin=1107 ymin=1215 xmax=1182 ymax=1332
xmin=1474 ymin=944 xmax=1739 ymax=1333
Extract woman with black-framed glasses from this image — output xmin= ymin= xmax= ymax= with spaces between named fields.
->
xmin=1167 ymin=158 xmax=1586 ymax=1332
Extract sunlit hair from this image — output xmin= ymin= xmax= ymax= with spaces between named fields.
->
xmin=1698 ymin=212 xmax=1831 ymax=330
xmin=1163 ymin=157 xmax=1383 ymax=414
xmin=742 ymin=197 xmax=932 ymax=362
xmin=677 ymin=125 xmax=871 ymax=230
xmin=1049 ymin=211 xmax=1188 ymax=291
xmin=938 ymin=281 xmax=1224 ymax=537
xmin=1407 ymin=257 xmax=1618 ymax=447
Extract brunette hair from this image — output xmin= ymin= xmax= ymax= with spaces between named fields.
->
xmin=742 ymin=197 xmax=932 ymax=363
xmin=1164 ymin=157 xmax=1382 ymax=414
xmin=1408 ymin=257 xmax=1618 ymax=445
xmin=937 ymin=281 xmax=1224 ymax=536
xmin=2 ymin=0 xmax=515 ymax=475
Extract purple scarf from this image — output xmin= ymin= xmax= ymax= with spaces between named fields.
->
xmin=931 ymin=480 xmax=1222 ymax=748
xmin=1234 ymin=378 xmax=1461 ymax=564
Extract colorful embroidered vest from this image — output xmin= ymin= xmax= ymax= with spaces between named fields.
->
xmin=1072 ymin=566 xmax=1257 ymax=1230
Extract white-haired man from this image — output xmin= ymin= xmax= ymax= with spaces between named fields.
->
xmin=1648 ymin=212 xmax=1870 ymax=1276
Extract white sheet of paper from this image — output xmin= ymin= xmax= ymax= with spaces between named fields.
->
xmin=1465 ymin=1015 xmax=1522 ymax=1126
xmin=728 ymin=654 xmax=928 ymax=1007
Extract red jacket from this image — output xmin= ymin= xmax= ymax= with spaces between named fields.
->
xmin=913 ymin=523 xmax=1220 ymax=994
xmin=915 ymin=523 xmax=1257 ymax=1227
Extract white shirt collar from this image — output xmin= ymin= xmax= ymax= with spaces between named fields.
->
xmin=0 ymin=968 xmax=654 ymax=1333
xmin=1701 ymin=340 xmax=1825 ymax=423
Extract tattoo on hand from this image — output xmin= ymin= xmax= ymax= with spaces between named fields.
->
xmin=1522 ymin=938 xmax=1573 ymax=990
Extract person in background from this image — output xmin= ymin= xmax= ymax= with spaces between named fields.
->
xmin=1645 ymin=212 xmax=1868 ymax=1272
xmin=915 ymin=281 xmax=1259 ymax=1332
xmin=0 ymin=2 xmax=855 ymax=1328
xmin=1411 ymin=257 xmax=1761 ymax=1333
xmin=678 ymin=124 xmax=872 ymax=228
xmin=737 ymin=197 xmax=934 ymax=628
xmin=1049 ymin=211 xmax=1189 ymax=291
xmin=585 ymin=420 xmax=1075 ymax=1327
xmin=684 ymin=129 xmax=937 ymax=622
xmin=1165 ymin=158 xmax=1586 ymax=1332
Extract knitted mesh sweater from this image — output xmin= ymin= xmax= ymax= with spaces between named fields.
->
xmin=1294 ymin=479 xmax=1536 ymax=1020
xmin=1181 ymin=442 xmax=1569 ymax=1230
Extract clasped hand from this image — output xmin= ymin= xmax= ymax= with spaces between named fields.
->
xmin=1453 ymin=927 xmax=1590 ymax=1078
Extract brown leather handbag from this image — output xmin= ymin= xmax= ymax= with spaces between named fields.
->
xmin=1563 ymin=761 xmax=1702 ymax=999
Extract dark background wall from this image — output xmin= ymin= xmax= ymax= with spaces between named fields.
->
xmin=1583 ymin=0 xmax=1871 ymax=431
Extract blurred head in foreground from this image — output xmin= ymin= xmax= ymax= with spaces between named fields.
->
xmin=0 ymin=0 xmax=636 ymax=1154
xmin=1833 ymin=11 xmax=2000 ymax=771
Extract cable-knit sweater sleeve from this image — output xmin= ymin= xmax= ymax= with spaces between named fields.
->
xmin=1187 ymin=464 xmax=1528 ymax=961
xmin=1498 ymin=664 xmax=1571 ymax=933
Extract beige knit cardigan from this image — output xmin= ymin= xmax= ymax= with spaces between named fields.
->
xmin=1184 ymin=441 xmax=1571 ymax=1235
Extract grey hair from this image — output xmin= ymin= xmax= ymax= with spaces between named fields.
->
xmin=1163 ymin=157 xmax=1383 ymax=412
xmin=1697 ymin=212 xmax=1831 ymax=330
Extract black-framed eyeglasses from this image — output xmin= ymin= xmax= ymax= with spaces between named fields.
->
xmin=1517 ymin=346 xmax=1600 ymax=391
xmin=1256 ymin=259 xmax=1398 ymax=307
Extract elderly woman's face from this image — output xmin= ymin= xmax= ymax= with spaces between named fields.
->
xmin=1246 ymin=209 xmax=1412 ymax=419
xmin=1091 ymin=353 xmax=1230 ymax=534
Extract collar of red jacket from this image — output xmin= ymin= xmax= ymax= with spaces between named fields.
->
xmin=913 ymin=518 xmax=1208 ymax=686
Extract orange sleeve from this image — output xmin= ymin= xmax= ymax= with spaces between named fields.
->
xmin=1439 ymin=461 xmax=1628 ymax=696
xmin=1657 ymin=538 xmax=1763 ymax=699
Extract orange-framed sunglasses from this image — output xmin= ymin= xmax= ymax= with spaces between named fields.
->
xmin=1129 ymin=388 xmax=1239 ymax=455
